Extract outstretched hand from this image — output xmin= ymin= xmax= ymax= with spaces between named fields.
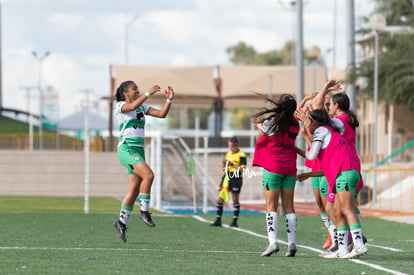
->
xmin=165 ymin=86 xmax=174 ymax=100
xmin=294 ymin=107 xmax=309 ymax=122
xmin=325 ymin=78 xmax=341 ymax=92
xmin=148 ymin=85 xmax=161 ymax=95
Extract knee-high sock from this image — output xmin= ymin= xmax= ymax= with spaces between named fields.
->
xmin=215 ymin=203 xmax=223 ymax=219
xmin=285 ymin=212 xmax=297 ymax=246
xmin=266 ymin=212 xmax=278 ymax=245
xmin=233 ymin=202 xmax=240 ymax=219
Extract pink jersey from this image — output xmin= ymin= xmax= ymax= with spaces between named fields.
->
xmin=316 ymin=126 xmax=360 ymax=189
xmin=336 ymin=113 xmax=363 ymax=191
xmin=253 ymin=120 xmax=299 ymax=175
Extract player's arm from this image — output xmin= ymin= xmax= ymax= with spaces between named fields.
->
xmin=122 ymin=85 xmax=160 ymax=112
xmin=297 ymin=169 xmax=324 ymax=182
xmin=148 ymin=86 xmax=175 ymax=118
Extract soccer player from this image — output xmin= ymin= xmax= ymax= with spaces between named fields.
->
xmin=112 ymin=80 xmax=174 ymax=242
xmin=296 ymin=108 xmax=368 ymax=259
xmin=210 ymin=136 xmax=247 ymax=228
xmin=252 ymin=93 xmax=299 ymax=257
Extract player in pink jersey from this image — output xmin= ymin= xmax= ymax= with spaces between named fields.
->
xmin=314 ymin=86 xmax=367 ymax=249
xmin=296 ymin=90 xmax=339 ymax=250
xmin=252 ymin=93 xmax=299 ymax=257
xmin=296 ymin=108 xmax=368 ymax=259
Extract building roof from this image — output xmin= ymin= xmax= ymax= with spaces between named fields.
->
xmin=110 ymin=65 xmax=330 ymax=108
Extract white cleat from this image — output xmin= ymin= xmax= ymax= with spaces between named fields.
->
xmin=323 ymin=250 xmax=348 ymax=259
xmin=261 ymin=243 xmax=279 ymax=257
xmin=341 ymin=245 xmax=368 ymax=259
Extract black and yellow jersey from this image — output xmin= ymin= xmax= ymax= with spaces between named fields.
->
xmin=224 ymin=150 xmax=247 ymax=173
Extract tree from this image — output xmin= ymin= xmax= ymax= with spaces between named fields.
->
xmin=226 ymin=40 xmax=317 ymax=66
xmin=356 ymin=0 xmax=414 ymax=111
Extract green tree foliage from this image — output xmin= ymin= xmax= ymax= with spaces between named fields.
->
xmin=226 ymin=40 xmax=310 ymax=66
xmin=226 ymin=108 xmax=254 ymax=130
xmin=356 ymin=0 xmax=414 ymax=111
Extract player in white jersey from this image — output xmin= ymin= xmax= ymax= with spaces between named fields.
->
xmin=112 ymin=80 xmax=174 ymax=242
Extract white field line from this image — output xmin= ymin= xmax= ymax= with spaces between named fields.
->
xmin=0 ymin=246 xmax=257 ymax=254
xmin=193 ymin=216 xmax=409 ymax=275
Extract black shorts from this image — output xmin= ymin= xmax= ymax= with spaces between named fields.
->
xmin=219 ymin=174 xmax=243 ymax=194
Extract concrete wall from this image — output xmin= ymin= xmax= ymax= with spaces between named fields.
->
xmin=0 ymin=150 xmax=127 ymax=197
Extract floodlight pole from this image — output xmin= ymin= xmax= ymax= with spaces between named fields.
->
xmin=32 ymin=51 xmax=51 ymax=150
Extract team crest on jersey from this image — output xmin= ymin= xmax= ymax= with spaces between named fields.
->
xmin=134 ymin=155 xmax=140 ymax=161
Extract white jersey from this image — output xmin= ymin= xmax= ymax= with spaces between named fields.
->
xmin=115 ymin=101 xmax=151 ymax=147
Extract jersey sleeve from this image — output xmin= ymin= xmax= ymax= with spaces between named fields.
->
xmin=115 ymin=101 xmax=126 ymax=114
xmin=306 ymin=127 xmax=329 ymax=161
xmin=239 ymin=152 xmax=247 ymax=168
xmin=141 ymin=103 xmax=151 ymax=115
xmin=331 ymin=117 xmax=344 ymax=135
xmin=261 ymin=118 xmax=276 ymax=135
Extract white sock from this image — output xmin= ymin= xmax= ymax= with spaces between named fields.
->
xmin=139 ymin=194 xmax=151 ymax=212
xmin=337 ymin=229 xmax=349 ymax=253
xmin=328 ymin=224 xmax=337 ymax=248
xmin=351 ymin=228 xmax=364 ymax=247
xmin=285 ymin=213 xmax=297 ymax=245
xmin=119 ymin=209 xmax=132 ymax=225
xmin=266 ymin=212 xmax=278 ymax=245
xmin=320 ymin=213 xmax=330 ymax=230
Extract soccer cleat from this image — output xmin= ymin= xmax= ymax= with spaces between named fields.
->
xmin=323 ymin=249 xmax=348 ymax=259
xmin=229 ymin=219 xmax=238 ymax=227
xmin=261 ymin=243 xmax=279 ymax=257
xmin=363 ymin=234 xmax=368 ymax=244
xmin=341 ymin=245 xmax=368 ymax=259
xmin=112 ymin=220 xmax=127 ymax=242
xmin=322 ymin=234 xmax=332 ymax=249
xmin=285 ymin=243 xmax=297 ymax=257
xmin=328 ymin=240 xmax=338 ymax=252
xmin=138 ymin=211 xmax=156 ymax=227
xmin=210 ymin=218 xmax=222 ymax=227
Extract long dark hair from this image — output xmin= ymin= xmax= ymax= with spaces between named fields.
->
xmin=253 ymin=93 xmax=297 ymax=134
xmin=115 ymin=81 xmax=134 ymax=102
xmin=331 ymin=93 xmax=359 ymax=129
xmin=309 ymin=108 xmax=341 ymax=133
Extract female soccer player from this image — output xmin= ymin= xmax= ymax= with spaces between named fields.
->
xmin=112 ymin=80 xmax=174 ymax=242
xmin=296 ymin=108 xmax=368 ymax=259
xmin=252 ymin=93 xmax=299 ymax=257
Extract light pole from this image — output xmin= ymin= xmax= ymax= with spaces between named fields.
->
xmin=369 ymin=13 xmax=386 ymax=202
xmin=20 ymin=86 xmax=37 ymax=151
xmin=32 ymin=51 xmax=51 ymax=150
xmin=125 ymin=15 xmax=138 ymax=64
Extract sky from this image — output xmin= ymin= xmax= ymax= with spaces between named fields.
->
xmin=1 ymin=0 xmax=374 ymax=122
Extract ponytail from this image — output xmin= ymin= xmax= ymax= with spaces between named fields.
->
xmin=115 ymin=81 xmax=134 ymax=102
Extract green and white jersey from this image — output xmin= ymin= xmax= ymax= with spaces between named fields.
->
xmin=115 ymin=101 xmax=151 ymax=147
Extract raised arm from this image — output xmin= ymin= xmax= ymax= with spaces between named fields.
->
xmin=311 ymin=78 xmax=341 ymax=110
xmin=121 ymin=85 xmax=160 ymax=112
xmin=148 ymin=86 xmax=175 ymax=118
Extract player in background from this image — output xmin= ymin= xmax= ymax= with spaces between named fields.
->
xmin=252 ymin=93 xmax=299 ymax=257
xmin=112 ymin=80 xmax=174 ymax=242
xmin=210 ymin=136 xmax=247 ymax=228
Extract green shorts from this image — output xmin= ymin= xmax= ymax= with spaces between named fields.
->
xmin=319 ymin=176 xmax=328 ymax=197
xmin=335 ymin=170 xmax=360 ymax=192
xmin=263 ymin=169 xmax=296 ymax=190
xmin=117 ymin=144 xmax=145 ymax=175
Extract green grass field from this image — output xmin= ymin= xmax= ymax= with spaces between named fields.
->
xmin=0 ymin=197 xmax=412 ymax=274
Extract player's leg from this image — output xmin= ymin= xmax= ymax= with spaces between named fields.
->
xmin=261 ymin=169 xmax=281 ymax=257
xmin=132 ymin=160 xmax=156 ymax=227
xmin=229 ymin=177 xmax=242 ymax=227
xmin=281 ymin=174 xmax=297 ymax=257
